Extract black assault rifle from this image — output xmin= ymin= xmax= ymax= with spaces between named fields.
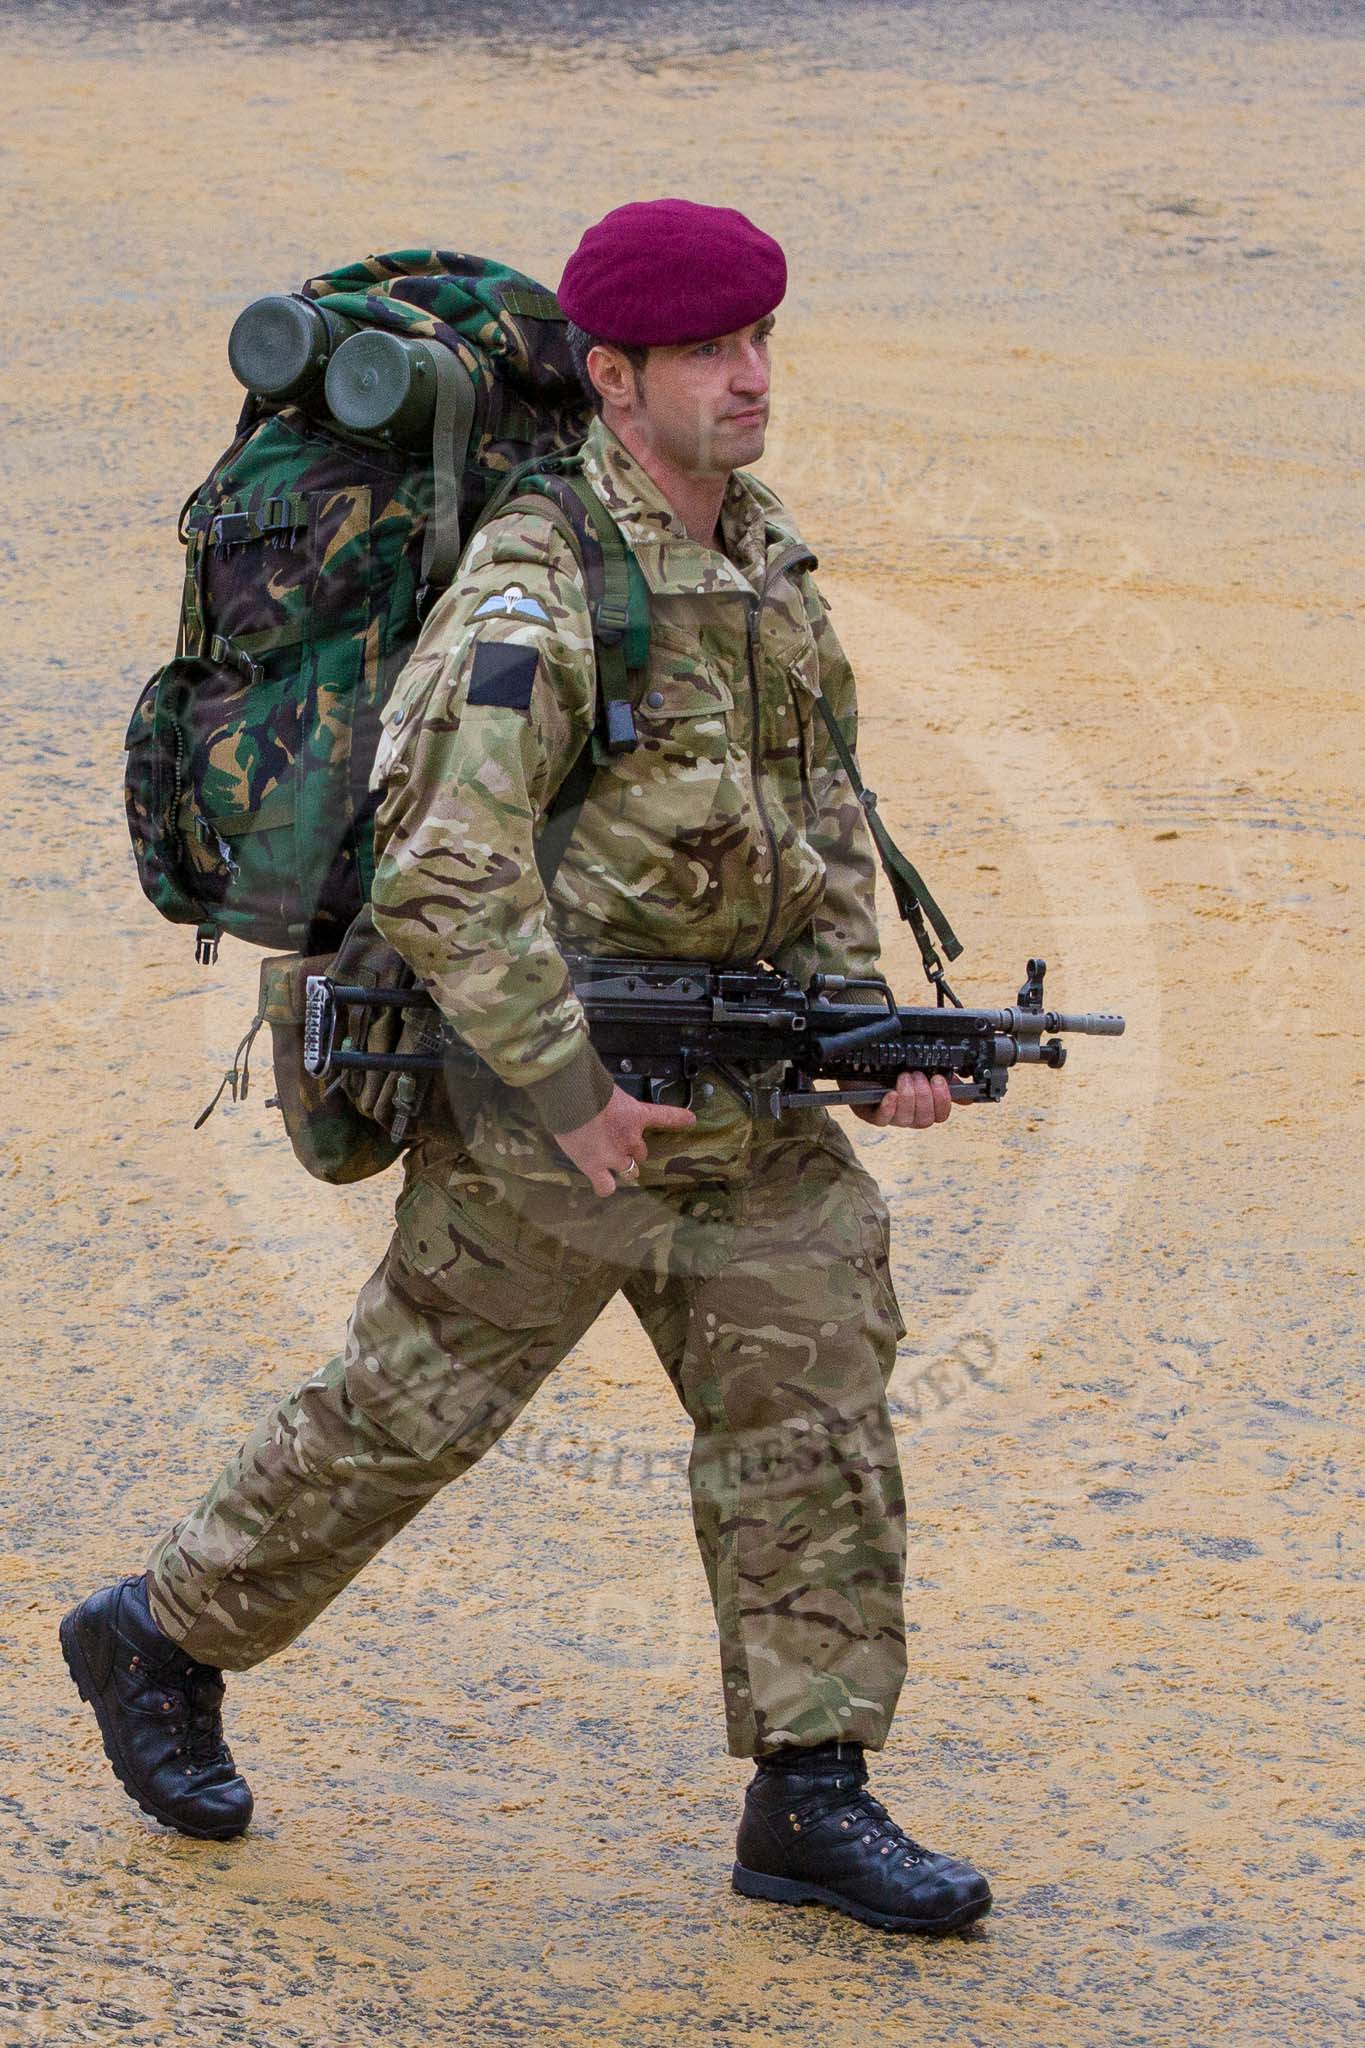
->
xmin=303 ymin=956 xmax=1124 ymax=1131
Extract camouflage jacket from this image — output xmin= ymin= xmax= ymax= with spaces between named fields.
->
xmin=369 ymin=416 xmax=882 ymax=1185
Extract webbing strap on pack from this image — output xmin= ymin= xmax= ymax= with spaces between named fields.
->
xmin=178 ymin=527 xmax=209 ymax=659
xmin=535 ymin=737 xmax=599 ymax=894
xmin=474 ymin=453 xmax=650 ymax=754
xmin=470 ymin=460 xmax=650 ymax=890
xmin=418 ymin=344 xmax=478 ymax=610
xmin=538 ymin=470 xmax=650 ymax=758
xmin=810 ymin=690 xmax=965 ymax=1002
xmin=183 ymin=496 xmax=312 ymax=546
xmin=483 ymin=469 xmax=651 ymax=890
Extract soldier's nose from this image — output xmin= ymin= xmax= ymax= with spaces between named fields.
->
xmin=731 ymin=356 xmax=769 ymax=398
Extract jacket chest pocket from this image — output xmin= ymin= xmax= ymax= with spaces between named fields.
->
xmin=631 ymin=666 xmax=735 ymax=770
xmin=771 ymin=635 xmax=824 ymax=807
xmin=744 ymin=585 xmax=818 ymax=762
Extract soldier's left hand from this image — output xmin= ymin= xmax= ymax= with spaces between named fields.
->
xmin=852 ymin=1069 xmax=951 ymax=1129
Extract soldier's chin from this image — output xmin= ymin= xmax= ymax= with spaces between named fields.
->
xmin=691 ymin=417 xmax=767 ymax=475
xmin=719 ymin=414 xmax=768 ymax=465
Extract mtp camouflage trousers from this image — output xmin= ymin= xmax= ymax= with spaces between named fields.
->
xmin=146 ymin=1113 xmax=909 ymax=1757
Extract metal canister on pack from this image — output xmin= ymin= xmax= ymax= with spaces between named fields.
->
xmin=323 ymin=330 xmax=441 ymax=450
xmin=227 ymin=294 xmax=357 ymax=404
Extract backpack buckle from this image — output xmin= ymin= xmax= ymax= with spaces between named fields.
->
xmin=209 ymin=633 xmax=263 ymax=688
xmin=211 ymin=510 xmax=251 ymax=548
xmin=594 ymin=599 xmax=630 ymax=646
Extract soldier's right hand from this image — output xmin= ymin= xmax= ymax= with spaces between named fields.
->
xmin=554 ymin=1085 xmax=696 ymax=1197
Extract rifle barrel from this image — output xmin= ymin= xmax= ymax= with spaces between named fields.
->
xmin=932 ymin=1006 xmax=1126 ymax=1038
xmin=1045 ymin=1011 xmax=1125 ymax=1035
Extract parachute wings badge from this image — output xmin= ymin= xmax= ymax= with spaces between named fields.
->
xmin=471 ymin=585 xmax=552 ymax=624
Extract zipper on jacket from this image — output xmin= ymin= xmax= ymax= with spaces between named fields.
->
xmin=744 ymin=542 xmax=818 ymax=965
xmin=745 ymin=600 xmax=782 ymax=963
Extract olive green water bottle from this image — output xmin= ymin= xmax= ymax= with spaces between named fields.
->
xmin=227 ymin=294 xmax=356 ymax=403
xmin=323 ymin=330 xmax=441 ymax=449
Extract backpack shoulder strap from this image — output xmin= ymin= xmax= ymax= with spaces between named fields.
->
xmin=418 ymin=344 xmax=479 ymax=614
xmin=475 ymin=462 xmax=651 ymax=889
xmin=533 ymin=469 xmax=651 ymax=755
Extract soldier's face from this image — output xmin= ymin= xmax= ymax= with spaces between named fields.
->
xmin=599 ymin=316 xmax=774 ymax=477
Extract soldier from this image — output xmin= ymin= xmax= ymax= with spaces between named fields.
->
xmin=61 ymin=200 xmax=992 ymax=1936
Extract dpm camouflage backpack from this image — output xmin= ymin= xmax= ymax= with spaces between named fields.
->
xmin=124 ymin=249 xmax=600 ymax=967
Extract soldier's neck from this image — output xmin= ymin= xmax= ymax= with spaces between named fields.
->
xmin=607 ymin=418 xmax=729 ymax=549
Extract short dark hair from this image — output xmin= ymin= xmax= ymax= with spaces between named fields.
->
xmin=564 ymin=321 xmax=650 ymax=415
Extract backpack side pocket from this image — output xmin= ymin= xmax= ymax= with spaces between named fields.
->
xmin=124 ymin=659 xmax=209 ymax=929
xmin=259 ymin=952 xmax=403 ymax=1184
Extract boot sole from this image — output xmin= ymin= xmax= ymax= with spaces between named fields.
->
xmin=732 ymin=1861 xmax=992 ymax=1934
xmin=58 ymin=1607 xmax=250 ymax=1843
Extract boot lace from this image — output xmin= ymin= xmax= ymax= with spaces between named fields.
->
xmin=181 ymin=1665 xmax=231 ymax=1768
xmin=789 ymin=1778 xmax=932 ymax=1869
xmin=845 ymin=1789 xmax=931 ymax=1868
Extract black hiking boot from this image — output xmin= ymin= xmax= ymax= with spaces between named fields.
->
xmin=59 ymin=1572 xmax=253 ymax=1841
xmin=733 ymin=1741 xmax=991 ymax=1934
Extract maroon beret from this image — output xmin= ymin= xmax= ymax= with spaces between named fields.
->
xmin=558 ymin=198 xmax=787 ymax=347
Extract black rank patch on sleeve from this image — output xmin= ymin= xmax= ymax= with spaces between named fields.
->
xmin=467 ymin=640 xmax=540 ymax=712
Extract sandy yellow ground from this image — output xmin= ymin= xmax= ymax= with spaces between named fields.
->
xmin=1 ymin=6 xmax=1361 ymax=2043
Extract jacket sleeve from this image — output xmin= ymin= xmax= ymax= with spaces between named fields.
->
xmin=368 ymin=510 xmax=617 ymax=1134
xmin=771 ymin=577 xmax=884 ymax=991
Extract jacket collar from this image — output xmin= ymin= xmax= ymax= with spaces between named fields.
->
xmin=578 ymin=416 xmax=780 ymax=598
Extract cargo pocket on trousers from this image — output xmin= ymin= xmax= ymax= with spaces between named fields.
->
xmin=344 ymin=1172 xmax=594 ymax=1463
xmin=867 ymin=1223 xmax=909 ymax=1347
xmin=848 ymin=1182 xmax=909 ymax=1350
xmin=393 ymin=1172 xmax=589 ymax=1329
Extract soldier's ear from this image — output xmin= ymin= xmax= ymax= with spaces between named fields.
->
xmin=588 ymin=342 xmax=646 ymax=413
